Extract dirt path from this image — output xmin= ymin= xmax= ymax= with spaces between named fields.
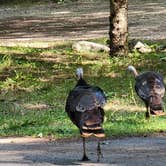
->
xmin=0 ymin=0 xmax=166 ymax=47
xmin=0 ymin=135 xmax=166 ymax=166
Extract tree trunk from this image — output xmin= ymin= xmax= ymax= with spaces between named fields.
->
xmin=109 ymin=0 xmax=128 ymax=56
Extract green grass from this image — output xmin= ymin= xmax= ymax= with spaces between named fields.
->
xmin=0 ymin=39 xmax=166 ymax=139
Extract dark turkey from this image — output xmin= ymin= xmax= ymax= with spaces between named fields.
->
xmin=128 ymin=65 xmax=165 ymax=118
xmin=65 ymin=68 xmax=106 ymax=161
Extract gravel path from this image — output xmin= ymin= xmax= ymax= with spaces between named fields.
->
xmin=0 ymin=0 xmax=166 ymax=47
xmin=0 ymin=135 xmax=166 ymax=166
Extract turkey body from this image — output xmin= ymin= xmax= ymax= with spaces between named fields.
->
xmin=128 ymin=66 xmax=165 ymax=118
xmin=66 ymin=85 xmax=106 ymax=138
xmin=65 ymin=68 xmax=106 ymax=161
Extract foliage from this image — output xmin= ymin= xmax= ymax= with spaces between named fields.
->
xmin=0 ymin=39 xmax=166 ymax=138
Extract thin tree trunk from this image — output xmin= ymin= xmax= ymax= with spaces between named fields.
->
xmin=109 ymin=0 xmax=128 ymax=56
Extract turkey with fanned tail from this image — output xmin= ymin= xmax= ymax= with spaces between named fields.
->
xmin=128 ymin=65 xmax=165 ymax=118
xmin=65 ymin=68 xmax=106 ymax=162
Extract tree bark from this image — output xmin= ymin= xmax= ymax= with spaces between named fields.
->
xmin=109 ymin=0 xmax=128 ymax=56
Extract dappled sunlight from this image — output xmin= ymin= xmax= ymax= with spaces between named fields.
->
xmin=39 ymin=73 xmax=74 ymax=82
xmin=0 ymin=36 xmax=166 ymax=138
xmin=104 ymin=101 xmax=145 ymax=112
xmin=0 ymin=0 xmax=166 ymax=47
xmin=105 ymin=72 xmax=121 ymax=78
xmin=50 ymin=11 xmax=71 ymax=15
xmin=0 ymin=0 xmax=109 ymax=45
xmin=0 ymin=137 xmax=47 ymax=144
xmin=0 ymin=44 xmax=165 ymax=96
xmin=23 ymin=103 xmax=50 ymax=110
xmin=129 ymin=0 xmax=166 ymax=40
xmin=0 ymin=40 xmax=71 ymax=48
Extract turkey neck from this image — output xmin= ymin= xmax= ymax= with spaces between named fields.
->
xmin=76 ymin=78 xmax=88 ymax=87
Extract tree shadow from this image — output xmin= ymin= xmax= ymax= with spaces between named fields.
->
xmin=0 ymin=0 xmax=166 ymax=46
xmin=0 ymin=136 xmax=166 ymax=165
xmin=0 ymin=0 xmax=109 ymax=44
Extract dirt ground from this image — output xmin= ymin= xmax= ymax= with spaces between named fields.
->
xmin=0 ymin=0 xmax=166 ymax=47
xmin=0 ymin=135 xmax=166 ymax=166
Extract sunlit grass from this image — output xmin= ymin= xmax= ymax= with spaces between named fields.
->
xmin=0 ymin=39 xmax=166 ymax=138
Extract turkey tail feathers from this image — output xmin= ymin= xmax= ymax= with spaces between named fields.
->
xmin=81 ymin=128 xmax=105 ymax=138
xmin=80 ymin=107 xmax=105 ymax=138
xmin=149 ymin=95 xmax=165 ymax=116
xmin=150 ymin=107 xmax=165 ymax=116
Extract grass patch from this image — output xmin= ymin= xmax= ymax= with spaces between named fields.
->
xmin=0 ymin=39 xmax=166 ymax=139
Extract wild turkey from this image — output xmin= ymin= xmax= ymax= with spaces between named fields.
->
xmin=65 ymin=68 xmax=106 ymax=161
xmin=128 ymin=65 xmax=165 ymax=118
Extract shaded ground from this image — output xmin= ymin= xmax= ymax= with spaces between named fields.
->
xmin=0 ymin=135 xmax=166 ymax=166
xmin=0 ymin=0 xmax=166 ymax=47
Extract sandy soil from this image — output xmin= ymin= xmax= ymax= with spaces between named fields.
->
xmin=0 ymin=135 xmax=166 ymax=166
xmin=0 ymin=0 xmax=166 ymax=47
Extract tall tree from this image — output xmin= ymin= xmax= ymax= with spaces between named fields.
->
xmin=109 ymin=0 xmax=128 ymax=56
